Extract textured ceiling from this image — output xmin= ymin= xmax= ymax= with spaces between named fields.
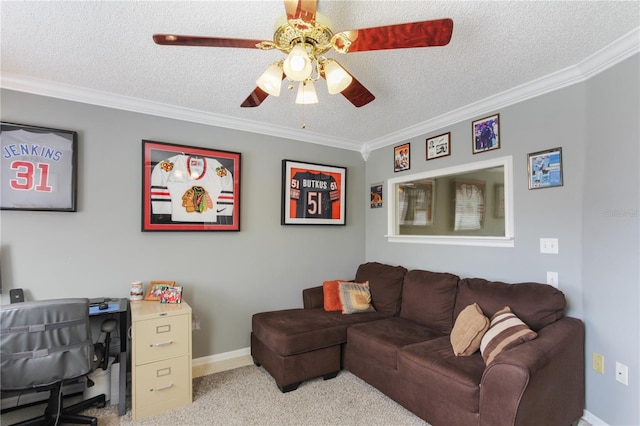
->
xmin=1 ymin=1 xmax=639 ymax=152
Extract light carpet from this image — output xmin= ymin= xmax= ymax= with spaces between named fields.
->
xmin=3 ymin=365 xmax=592 ymax=426
xmin=4 ymin=366 xmax=428 ymax=426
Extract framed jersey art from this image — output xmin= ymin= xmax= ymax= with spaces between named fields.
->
xmin=142 ymin=140 xmax=241 ymax=231
xmin=282 ymin=159 xmax=346 ymax=225
xmin=1 ymin=122 xmax=78 ymax=212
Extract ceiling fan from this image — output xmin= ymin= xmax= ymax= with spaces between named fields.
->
xmin=153 ymin=0 xmax=453 ymax=109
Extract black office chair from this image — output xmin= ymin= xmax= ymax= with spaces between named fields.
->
xmin=93 ymin=318 xmax=117 ymax=371
xmin=0 ymin=298 xmax=107 ymax=426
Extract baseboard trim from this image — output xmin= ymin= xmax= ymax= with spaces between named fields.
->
xmin=582 ymin=410 xmax=609 ymax=426
xmin=192 ymin=347 xmax=252 ymax=378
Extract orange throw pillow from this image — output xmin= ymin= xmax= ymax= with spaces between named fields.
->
xmin=323 ymin=280 xmax=343 ymax=311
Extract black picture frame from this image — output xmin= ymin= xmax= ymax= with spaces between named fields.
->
xmin=394 ymin=143 xmax=410 ymax=172
xmin=281 ymin=159 xmax=347 ymax=225
xmin=1 ymin=122 xmax=78 ymax=212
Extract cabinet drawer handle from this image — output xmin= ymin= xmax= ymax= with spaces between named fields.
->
xmin=150 ymin=340 xmax=173 ymax=347
xmin=150 ymin=383 xmax=173 ymax=392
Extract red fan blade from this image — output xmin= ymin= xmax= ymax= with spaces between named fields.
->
xmin=320 ymin=63 xmax=375 ymax=107
xmin=284 ymin=0 xmax=317 ymax=25
xmin=340 ymin=74 xmax=375 ymax=108
xmin=153 ymin=34 xmax=264 ymax=49
xmin=241 ymin=87 xmax=270 ymax=108
xmin=334 ymin=18 xmax=453 ymax=53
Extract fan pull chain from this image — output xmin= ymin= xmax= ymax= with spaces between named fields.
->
xmin=301 ymin=103 xmax=306 ymax=129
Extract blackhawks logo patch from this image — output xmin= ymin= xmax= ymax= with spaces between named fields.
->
xmin=160 ymin=160 xmax=174 ymax=172
xmin=181 ymin=186 xmax=213 ymax=214
xmin=216 ymin=166 xmax=228 ymax=177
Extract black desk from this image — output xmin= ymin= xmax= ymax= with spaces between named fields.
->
xmin=89 ymin=298 xmax=129 ymax=417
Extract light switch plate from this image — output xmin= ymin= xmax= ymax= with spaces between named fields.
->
xmin=540 ymin=238 xmax=559 ymax=254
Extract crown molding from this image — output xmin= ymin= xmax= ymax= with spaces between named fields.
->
xmin=2 ymin=28 xmax=637 ymax=159
xmin=0 ymin=73 xmax=362 ymax=152
xmin=365 ymin=27 xmax=640 ymax=154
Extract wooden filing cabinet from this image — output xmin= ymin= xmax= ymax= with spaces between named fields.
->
xmin=130 ymin=300 xmax=192 ymax=420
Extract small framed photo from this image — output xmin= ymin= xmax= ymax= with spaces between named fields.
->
xmin=472 ymin=114 xmax=500 ymax=154
xmin=160 ymin=286 xmax=183 ymax=304
xmin=370 ymin=182 xmax=383 ymax=208
xmin=394 ymin=143 xmax=410 ymax=172
xmin=426 ymin=132 xmax=451 ymax=160
xmin=142 ymin=140 xmax=241 ymax=231
xmin=528 ymin=147 xmax=563 ymax=189
xmin=144 ymin=281 xmax=176 ymax=301
xmin=1 ymin=122 xmax=78 ymax=212
xmin=282 ymin=160 xmax=346 ymax=225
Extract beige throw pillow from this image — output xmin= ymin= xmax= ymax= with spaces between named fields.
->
xmin=450 ymin=303 xmax=490 ymax=356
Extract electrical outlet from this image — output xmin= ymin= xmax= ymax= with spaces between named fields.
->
xmin=546 ymin=272 xmax=559 ymax=287
xmin=593 ymin=352 xmax=604 ymax=374
xmin=616 ymin=362 xmax=628 ymax=385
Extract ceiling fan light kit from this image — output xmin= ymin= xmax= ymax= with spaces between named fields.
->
xmin=282 ymin=43 xmax=313 ymax=81
xmin=256 ymin=63 xmax=284 ymax=96
xmin=321 ymin=59 xmax=352 ymax=95
xmin=295 ymin=80 xmax=319 ymax=105
xmin=152 ymin=0 xmax=453 ymax=114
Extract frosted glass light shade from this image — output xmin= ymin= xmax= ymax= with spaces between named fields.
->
xmin=324 ymin=60 xmax=352 ymax=94
xmin=256 ymin=64 xmax=283 ymax=96
xmin=295 ymin=80 xmax=318 ymax=104
xmin=283 ymin=44 xmax=312 ymax=81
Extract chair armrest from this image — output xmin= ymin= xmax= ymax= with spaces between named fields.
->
xmin=302 ymin=286 xmax=324 ymax=309
xmin=479 ymin=317 xmax=584 ymax=426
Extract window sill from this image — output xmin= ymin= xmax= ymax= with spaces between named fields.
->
xmin=385 ymin=235 xmax=515 ymax=247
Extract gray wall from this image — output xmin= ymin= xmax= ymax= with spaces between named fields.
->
xmin=366 ymin=85 xmax=587 ymax=318
xmin=365 ymin=55 xmax=639 ymax=425
xmin=0 ymin=89 xmax=366 ymax=358
xmin=582 ymin=55 xmax=639 ymax=426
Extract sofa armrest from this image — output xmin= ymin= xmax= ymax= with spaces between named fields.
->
xmin=302 ymin=286 xmax=324 ymax=309
xmin=479 ymin=317 xmax=584 ymax=426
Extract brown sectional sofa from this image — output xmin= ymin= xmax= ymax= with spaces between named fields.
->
xmin=251 ymin=262 xmax=585 ymax=425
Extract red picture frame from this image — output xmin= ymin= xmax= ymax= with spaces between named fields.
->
xmin=142 ymin=140 xmax=241 ymax=231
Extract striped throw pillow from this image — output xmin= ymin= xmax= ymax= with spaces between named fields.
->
xmin=480 ymin=306 xmax=537 ymax=364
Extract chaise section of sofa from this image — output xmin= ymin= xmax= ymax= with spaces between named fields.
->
xmin=250 ymin=262 xmax=407 ymax=392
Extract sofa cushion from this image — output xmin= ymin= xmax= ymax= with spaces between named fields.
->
xmin=339 ymin=281 xmax=375 ymax=314
xmin=347 ymin=317 xmax=444 ymax=370
xmin=399 ymin=269 xmax=460 ymax=334
xmin=454 ymin=278 xmax=566 ymax=331
xmin=450 ymin=303 xmax=490 ymax=356
xmin=355 ymin=262 xmax=407 ymax=315
xmin=252 ymin=308 xmax=387 ymax=356
xmin=398 ymin=336 xmax=486 ymax=413
xmin=480 ymin=306 xmax=537 ymax=365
